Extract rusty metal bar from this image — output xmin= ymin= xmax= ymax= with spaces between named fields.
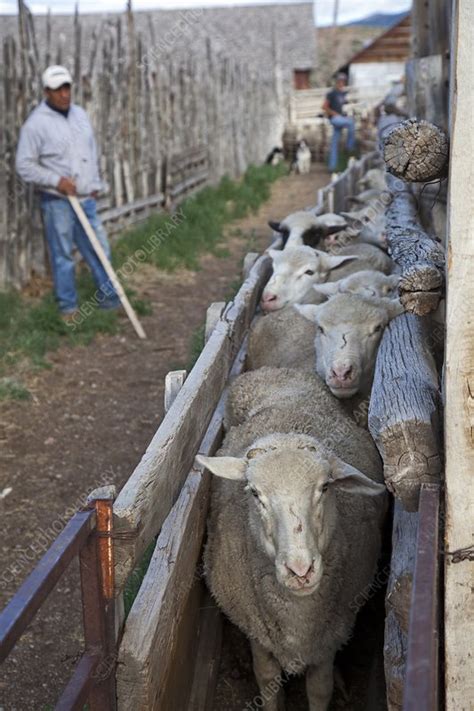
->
xmin=0 ymin=509 xmax=95 ymax=662
xmin=403 ymin=483 xmax=441 ymax=711
xmin=79 ymin=497 xmax=117 ymax=711
xmin=55 ymin=653 xmax=100 ymax=711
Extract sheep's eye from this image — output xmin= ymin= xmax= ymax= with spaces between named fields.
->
xmin=304 ymin=269 xmax=315 ymax=276
xmin=363 ymin=217 xmax=370 ymax=223
xmin=317 ymin=325 xmax=325 ymax=335
xmin=372 ymin=324 xmax=383 ymax=334
xmin=321 ymin=482 xmax=329 ymax=493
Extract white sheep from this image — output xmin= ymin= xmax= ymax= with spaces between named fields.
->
xmin=345 ymin=187 xmax=389 ymax=208
xmin=312 ymin=270 xmax=400 ymax=300
xmin=334 ymin=203 xmax=389 ymax=250
xmin=260 ymin=244 xmax=393 ymax=312
xmin=198 ymin=367 xmax=386 ymax=711
xmin=260 ymin=247 xmax=358 ymax=312
xmin=268 ymin=211 xmax=347 ymax=249
xmin=295 ymin=293 xmax=404 ymax=399
xmin=247 ymin=308 xmax=316 ymax=371
xmin=356 ymin=168 xmax=386 ymax=192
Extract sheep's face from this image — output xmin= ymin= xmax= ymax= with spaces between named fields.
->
xmin=313 ymin=272 xmax=400 ymax=301
xmin=296 ymin=294 xmax=404 ymax=398
xmin=268 ymin=211 xmax=346 ymax=249
xmin=197 ymin=435 xmax=384 ymax=597
xmin=340 ymin=208 xmax=386 ymax=248
xmin=260 ymin=247 xmax=358 ymax=312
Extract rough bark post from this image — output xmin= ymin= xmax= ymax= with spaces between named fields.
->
xmin=382 ymin=119 xmax=449 ymax=183
xmin=369 ymin=314 xmax=442 ymax=512
xmin=384 ymin=173 xmax=445 ymax=316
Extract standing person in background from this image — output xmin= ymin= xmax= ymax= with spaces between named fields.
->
xmin=323 ymin=72 xmax=356 ymax=173
xmin=16 ymin=65 xmax=119 ymax=321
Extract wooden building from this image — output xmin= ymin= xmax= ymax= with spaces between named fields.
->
xmin=342 ymin=14 xmax=412 ymax=88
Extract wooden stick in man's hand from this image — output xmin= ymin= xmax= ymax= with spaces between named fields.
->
xmin=68 ymin=196 xmax=147 ymax=340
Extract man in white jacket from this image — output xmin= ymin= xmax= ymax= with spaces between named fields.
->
xmin=16 ymin=65 xmax=118 ymax=318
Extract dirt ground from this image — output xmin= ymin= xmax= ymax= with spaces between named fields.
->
xmin=0 ymin=165 xmax=330 ymax=710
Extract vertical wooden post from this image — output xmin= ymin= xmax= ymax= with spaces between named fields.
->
xmin=444 ymin=2 xmax=474 ymax=709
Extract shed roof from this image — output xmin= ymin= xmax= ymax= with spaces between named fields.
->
xmin=345 ymin=13 xmax=411 ymax=65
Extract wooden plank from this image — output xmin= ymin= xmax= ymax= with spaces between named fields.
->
xmin=368 ymin=313 xmax=442 ymax=512
xmin=444 ymin=2 xmax=474 ymax=708
xmin=116 ymin=469 xmax=211 ymax=710
xmin=384 ymin=502 xmax=419 ymax=711
xmin=116 ymin=335 xmax=249 ymax=710
xmin=164 ymin=370 xmax=187 ymax=414
xmin=112 ymin=256 xmax=271 ymax=592
xmin=404 ymin=484 xmax=440 ymax=711
xmin=187 ymin=590 xmax=223 ymax=711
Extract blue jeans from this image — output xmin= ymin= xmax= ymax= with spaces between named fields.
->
xmin=41 ymin=196 xmax=118 ymax=313
xmin=328 ymin=116 xmax=356 ymax=171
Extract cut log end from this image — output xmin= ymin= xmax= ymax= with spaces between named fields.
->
xmin=383 ymin=118 xmax=449 ymax=183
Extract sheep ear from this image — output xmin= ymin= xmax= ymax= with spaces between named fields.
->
xmin=312 ymin=282 xmax=339 ymax=297
xmin=339 ymin=211 xmax=359 ymax=223
xmin=328 ymin=456 xmax=386 ymax=497
xmin=268 ymin=220 xmax=282 ymax=233
xmin=195 ymin=455 xmax=246 ymax=481
xmin=294 ymin=304 xmax=321 ymax=322
xmin=323 ymin=223 xmax=347 ymax=237
xmin=319 ymin=253 xmax=359 ymax=273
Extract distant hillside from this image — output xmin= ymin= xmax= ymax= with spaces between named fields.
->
xmin=345 ymin=12 xmax=408 ymax=27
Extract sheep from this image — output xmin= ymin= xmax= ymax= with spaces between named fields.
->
xmin=356 ymin=168 xmax=386 ymax=192
xmin=260 ymin=243 xmax=393 ymax=313
xmin=294 ymin=139 xmax=311 ymax=174
xmin=345 ymin=188 xmax=388 ymax=208
xmin=295 ymin=293 xmax=404 ymax=400
xmin=324 ymin=206 xmax=389 ymax=252
xmin=268 ymin=211 xmax=347 ymax=249
xmin=337 ymin=204 xmax=389 ymax=250
xmin=247 ymin=308 xmax=316 ymax=371
xmin=260 ymin=246 xmax=359 ymax=313
xmin=197 ymin=366 xmax=387 ymax=711
xmin=312 ymin=270 xmax=400 ymax=300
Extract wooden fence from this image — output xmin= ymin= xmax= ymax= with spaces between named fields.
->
xmin=0 ymin=0 xmax=285 ymax=289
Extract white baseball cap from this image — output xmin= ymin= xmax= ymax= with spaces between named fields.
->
xmin=42 ymin=65 xmax=73 ymax=90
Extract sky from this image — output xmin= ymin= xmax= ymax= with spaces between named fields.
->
xmin=0 ymin=0 xmax=412 ymax=25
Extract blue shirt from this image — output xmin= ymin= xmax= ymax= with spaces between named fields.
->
xmin=326 ymin=89 xmax=347 ymax=116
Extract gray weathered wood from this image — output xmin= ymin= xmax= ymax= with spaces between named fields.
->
xmin=384 ymin=502 xmax=419 ymax=711
xmin=187 ymin=590 xmax=223 ymax=711
xmin=116 ymin=333 xmax=250 ymax=710
xmin=444 ymin=2 xmax=474 ymax=707
xmin=164 ymin=370 xmax=187 ymax=414
xmin=204 ymin=302 xmax=226 ymax=344
xmin=383 ymin=173 xmax=445 ymax=316
xmin=242 ymin=252 xmax=259 ymax=280
xmin=112 ymin=256 xmax=271 ymax=593
xmin=368 ymin=313 xmax=442 ymax=512
xmin=382 ymin=119 xmax=448 ymax=183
